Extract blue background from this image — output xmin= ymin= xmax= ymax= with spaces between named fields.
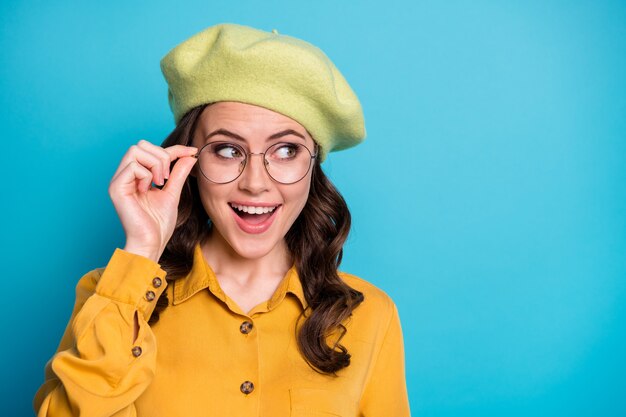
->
xmin=2 ymin=1 xmax=625 ymax=415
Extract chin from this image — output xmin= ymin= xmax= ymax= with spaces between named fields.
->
xmin=206 ymin=204 xmax=294 ymax=260
xmin=227 ymin=236 xmax=281 ymax=260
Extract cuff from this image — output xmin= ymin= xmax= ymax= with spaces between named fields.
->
xmin=95 ymin=248 xmax=168 ymax=321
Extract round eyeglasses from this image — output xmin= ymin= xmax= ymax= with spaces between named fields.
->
xmin=194 ymin=141 xmax=317 ymax=184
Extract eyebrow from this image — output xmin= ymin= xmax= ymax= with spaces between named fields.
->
xmin=204 ymin=128 xmax=306 ymax=143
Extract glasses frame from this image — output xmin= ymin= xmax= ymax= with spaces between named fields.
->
xmin=193 ymin=140 xmax=318 ymax=185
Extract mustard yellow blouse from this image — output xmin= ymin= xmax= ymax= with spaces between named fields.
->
xmin=34 ymin=243 xmax=411 ymax=416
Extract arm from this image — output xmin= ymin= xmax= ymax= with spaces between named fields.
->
xmin=358 ymin=301 xmax=411 ymax=417
xmin=33 ymin=249 xmax=168 ymax=417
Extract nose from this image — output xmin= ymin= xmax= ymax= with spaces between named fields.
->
xmin=237 ymin=153 xmax=271 ymax=193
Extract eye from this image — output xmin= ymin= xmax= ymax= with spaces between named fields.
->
xmin=271 ymin=143 xmax=299 ymax=160
xmin=212 ymin=143 xmax=244 ymax=159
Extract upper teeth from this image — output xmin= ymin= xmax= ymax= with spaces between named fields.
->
xmin=230 ymin=203 xmax=278 ymax=214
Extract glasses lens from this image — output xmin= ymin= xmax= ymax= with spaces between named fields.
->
xmin=198 ymin=142 xmax=246 ymax=183
xmin=265 ymin=142 xmax=313 ymax=184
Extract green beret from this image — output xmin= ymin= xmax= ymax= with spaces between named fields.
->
xmin=160 ymin=23 xmax=366 ymax=161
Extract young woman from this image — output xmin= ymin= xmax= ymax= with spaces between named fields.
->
xmin=34 ymin=23 xmax=410 ymax=416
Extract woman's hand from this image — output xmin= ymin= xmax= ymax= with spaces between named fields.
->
xmin=109 ymin=139 xmax=198 ymax=262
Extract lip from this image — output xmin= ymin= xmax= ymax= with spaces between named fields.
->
xmin=230 ymin=203 xmax=281 ymax=234
xmin=229 ymin=200 xmax=281 ymax=207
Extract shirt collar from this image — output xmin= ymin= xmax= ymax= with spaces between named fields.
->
xmin=172 ymin=242 xmax=308 ymax=311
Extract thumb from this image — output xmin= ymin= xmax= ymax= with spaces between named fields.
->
xmin=162 ymin=156 xmax=198 ymax=197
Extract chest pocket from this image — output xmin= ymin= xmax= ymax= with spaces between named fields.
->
xmin=290 ymin=388 xmax=356 ymax=417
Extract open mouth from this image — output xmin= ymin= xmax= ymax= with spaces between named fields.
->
xmin=229 ymin=203 xmax=281 ymax=226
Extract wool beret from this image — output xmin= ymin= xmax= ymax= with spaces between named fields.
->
xmin=160 ymin=23 xmax=365 ymax=161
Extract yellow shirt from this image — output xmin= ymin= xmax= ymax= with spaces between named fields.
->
xmin=34 ymin=243 xmax=411 ymax=416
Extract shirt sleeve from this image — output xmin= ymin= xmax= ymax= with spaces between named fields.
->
xmin=33 ymin=248 xmax=168 ymax=417
xmin=358 ymin=300 xmax=411 ymax=417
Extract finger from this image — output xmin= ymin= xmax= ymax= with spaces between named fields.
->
xmin=162 ymin=145 xmax=199 ymax=183
xmin=113 ymin=145 xmax=166 ymax=186
xmin=137 ymin=140 xmax=172 ymax=180
xmin=110 ymin=161 xmax=153 ymax=197
xmin=162 ymin=155 xmax=198 ymax=197
xmin=163 ymin=145 xmax=199 ymax=164
xmin=130 ymin=162 xmax=154 ymax=194
xmin=132 ymin=144 xmax=166 ymax=186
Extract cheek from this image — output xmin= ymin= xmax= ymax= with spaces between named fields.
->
xmin=197 ymin=183 xmax=226 ymax=219
xmin=283 ymin=180 xmax=312 ymax=220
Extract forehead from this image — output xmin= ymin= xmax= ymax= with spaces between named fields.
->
xmin=195 ymin=102 xmax=314 ymax=143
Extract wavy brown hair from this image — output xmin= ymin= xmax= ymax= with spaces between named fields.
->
xmin=148 ymin=103 xmax=364 ymax=374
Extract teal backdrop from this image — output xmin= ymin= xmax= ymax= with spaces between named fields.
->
xmin=2 ymin=1 xmax=625 ymax=416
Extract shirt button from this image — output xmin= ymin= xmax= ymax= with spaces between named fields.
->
xmin=240 ymin=321 xmax=254 ymax=334
xmin=145 ymin=290 xmax=156 ymax=301
xmin=152 ymin=277 xmax=162 ymax=288
xmin=240 ymin=380 xmax=254 ymax=394
xmin=131 ymin=346 xmax=142 ymax=357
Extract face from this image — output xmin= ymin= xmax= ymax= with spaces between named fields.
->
xmin=191 ymin=101 xmax=317 ymax=260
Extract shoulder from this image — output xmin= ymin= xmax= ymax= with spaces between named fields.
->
xmin=335 ymin=271 xmax=404 ymax=358
xmin=337 ymin=270 xmax=398 ymax=326
xmin=338 ymin=271 xmax=395 ymax=308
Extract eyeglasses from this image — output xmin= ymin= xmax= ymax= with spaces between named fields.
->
xmin=194 ymin=141 xmax=317 ymax=184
